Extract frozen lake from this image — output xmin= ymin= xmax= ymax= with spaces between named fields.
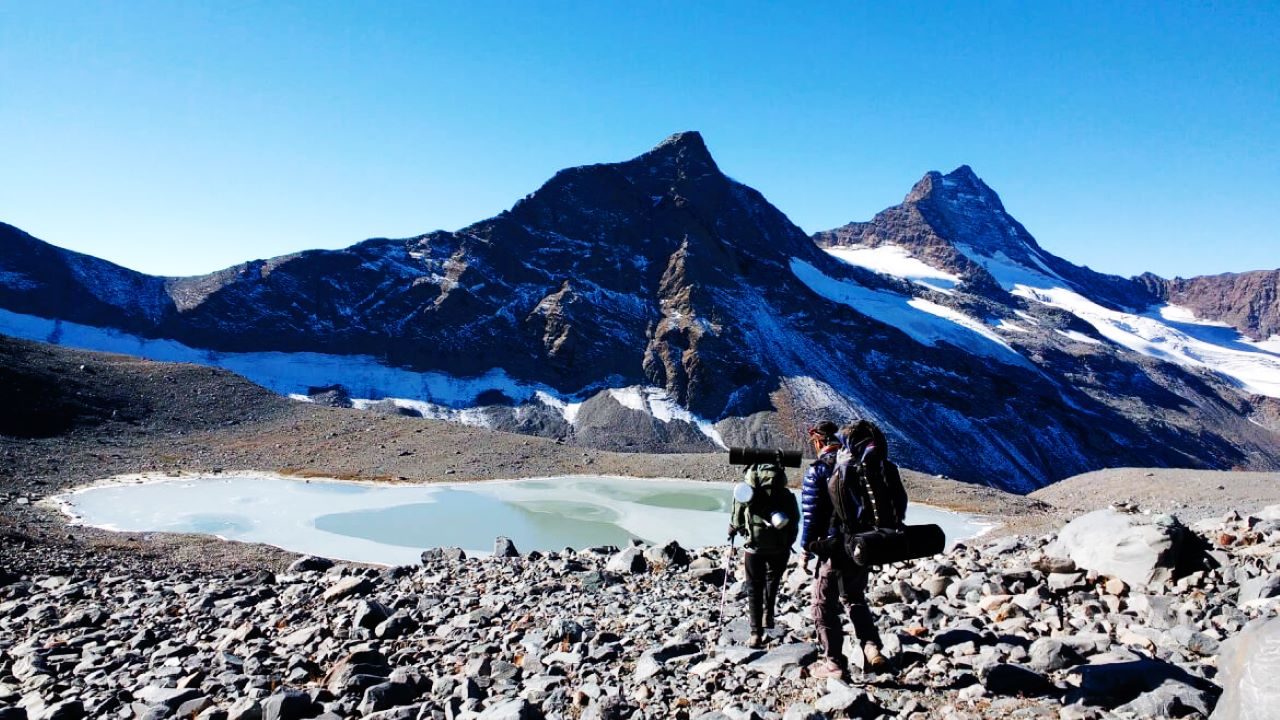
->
xmin=58 ymin=473 xmax=994 ymax=565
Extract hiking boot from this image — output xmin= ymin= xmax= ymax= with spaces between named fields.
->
xmin=810 ymin=659 xmax=846 ymax=680
xmin=748 ymin=631 xmax=763 ymax=649
xmin=863 ymin=643 xmax=887 ymax=672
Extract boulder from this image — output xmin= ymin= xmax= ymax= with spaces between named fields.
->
xmin=1212 ymin=617 xmax=1280 ymax=720
xmin=261 ymin=690 xmax=316 ymax=720
xmin=287 ymin=556 xmax=334 ymax=573
xmin=1047 ymin=510 xmax=1193 ymax=588
xmin=1237 ymin=573 xmax=1280 ymax=606
xmin=494 ymin=536 xmax=520 ymax=558
xmin=322 ymin=575 xmax=373 ymax=602
xmin=604 ymin=547 xmax=648 ymax=574
xmin=643 ymin=541 xmax=691 ymax=567
xmin=477 ymin=698 xmax=539 ymax=720
xmin=747 ymin=643 xmax=819 ymax=677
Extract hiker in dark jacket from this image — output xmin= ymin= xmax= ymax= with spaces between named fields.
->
xmin=803 ymin=420 xmax=897 ymax=679
xmin=799 ymin=420 xmax=842 ymax=562
xmin=729 ymin=461 xmax=800 ymax=648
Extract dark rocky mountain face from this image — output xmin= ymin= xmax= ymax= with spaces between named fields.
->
xmin=1137 ymin=270 xmax=1280 ymax=342
xmin=2 ymin=135 xmax=1278 ymax=491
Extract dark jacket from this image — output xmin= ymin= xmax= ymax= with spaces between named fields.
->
xmin=799 ymin=448 xmax=838 ymax=549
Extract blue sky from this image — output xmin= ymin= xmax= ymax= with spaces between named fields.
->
xmin=1 ymin=2 xmax=1276 ymax=278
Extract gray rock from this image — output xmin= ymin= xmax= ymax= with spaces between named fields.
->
xmin=359 ymin=682 xmax=417 ymax=715
xmin=1237 ymin=573 xmax=1280 ymax=606
xmin=604 ymin=547 xmax=647 ymax=574
xmin=781 ymin=703 xmax=824 ymax=720
xmin=441 ymin=547 xmax=467 ymax=562
xmin=1046 ymin=509 xmax=1192 ymax=588
xmin=493 ymin=537 xmax=520 ymax=558
xmin=322 ymin=575 xmax=373 ymax=602
xmin=746 ymin=643 xmax=818 ymax=677
xmin=226 ymin=698 xmax=262 ymax=720
xmin=323 ymin=650 xmax=391 ymax=696
xmin=354 ymin=600 xmax=392 ymax=630
xmin=1212 ymin=616 xmax=1280 ymax=720
xmin=814 ymin=678 xmax=867 ymax=713
xmin=287 ymin=556 xmax=334 ymax=573
xmin=261 ymin=691 xmax=315 ymax=720
xmin=1028 ymin=638 xmax=1082 ymax=672
xmin=643 ymin=541 xmax=691 ymax=567
xmin=374 ymin=610 xmax=417 ymax=639
xmin=476 ymin=698 xmax=538 ymax=720
xmin=1117 ymin=679 xmax=1215 ymax=718
xmin=135 ymin=687 xmax=204 ymax=711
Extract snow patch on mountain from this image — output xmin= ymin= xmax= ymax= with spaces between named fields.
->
xmin=824 ymin=245 xmax=960 ymax=293
xmin=1012 ymin=288 xmax=1280 ymax=398
xmin=1055 ymin=329 xmax=1103 ymax=346
xmin=608 ymin=387 xmax=727 ymax=448
xmin=789 ymin=259 xmax=1027 ymax=366
xmin=0 ymin=308 xmax=729 ymax=443
xmin=955 ymin=243 xmax=1063 ymax=290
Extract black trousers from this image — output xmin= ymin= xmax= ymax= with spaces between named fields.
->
xmin=743 ymin=548 xmax=789 ymax=632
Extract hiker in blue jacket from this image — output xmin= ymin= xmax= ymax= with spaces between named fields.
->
xmin=801 ymin=420 xmax=888 ymax=679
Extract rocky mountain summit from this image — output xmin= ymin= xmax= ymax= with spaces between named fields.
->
xmin=2 ymin=501 xmax=1277 ymax=720
xmin=2 ymin=134 xmax=1278 ymax=490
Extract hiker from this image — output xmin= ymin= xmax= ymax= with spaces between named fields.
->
xmin=801 ymin=419 xmax=907 ymax=679
xmin=728 ymin=459 xmax=800 ymax=648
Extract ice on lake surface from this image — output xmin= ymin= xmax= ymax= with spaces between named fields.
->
xmin=60 ymin=473 xmax=994 ymax=566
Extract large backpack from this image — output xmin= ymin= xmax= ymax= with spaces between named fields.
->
xmin=735 ymin=464 xmax=798 ymax=552
xmin=827 ymin=441 xmax=908 ymax=532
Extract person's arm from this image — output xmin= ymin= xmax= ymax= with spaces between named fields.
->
xmin=800 ymin=461 xmax=830 ymax=550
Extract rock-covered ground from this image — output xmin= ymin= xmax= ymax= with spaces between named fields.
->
xmin=5 ymin=335 xmax=1280 ymax=719
xmin=2 ymin=501 xmax=1278 ymax=720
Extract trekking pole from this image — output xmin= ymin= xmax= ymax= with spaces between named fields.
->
xmin=716 ymin=534 xmax=736 ymax=642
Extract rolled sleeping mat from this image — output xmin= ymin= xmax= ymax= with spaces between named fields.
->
xmin=727 ymin=447 xmax=804 ymax=468
xmin=850 ymin=524 xmax=946 ymax=567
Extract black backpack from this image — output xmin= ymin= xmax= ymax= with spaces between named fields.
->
xmin=828 ymin=444 xmax=906 ymax=532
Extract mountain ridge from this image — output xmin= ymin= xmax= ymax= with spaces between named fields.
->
xmin=2 ymin=132 xmax=1277 ymax=491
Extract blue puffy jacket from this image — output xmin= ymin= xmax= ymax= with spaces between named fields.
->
xmin=799 ymin=449 xmax=838 ymax=549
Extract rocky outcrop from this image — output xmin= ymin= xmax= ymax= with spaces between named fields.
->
xmin=1138 ymin=270 xmax=1280 ymax=341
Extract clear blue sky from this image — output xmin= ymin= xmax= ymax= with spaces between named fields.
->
xmin=2 ymin=2 xmax=1276 ymax=278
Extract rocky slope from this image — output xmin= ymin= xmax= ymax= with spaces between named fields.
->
xmin=2 ymin=498 xmax=1278 ymax=720
xmin=2 ymin=136 xmax=1279 ymax=491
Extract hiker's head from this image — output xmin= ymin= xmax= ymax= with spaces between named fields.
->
xmin=841 ymin=420 xmax=879 ymax=448
xmin=807 ymin=421 xmax=840 ymax=452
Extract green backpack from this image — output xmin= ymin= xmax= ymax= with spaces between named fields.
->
xmin=732 ymin=463 xmax=800 ymax=552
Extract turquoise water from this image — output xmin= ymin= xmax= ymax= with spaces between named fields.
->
xmin=62 ymin=474 xmax=992 ymax=566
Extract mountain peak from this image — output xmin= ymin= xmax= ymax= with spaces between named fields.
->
xmin=637 ymin=131 xmax=720 ymax=175
xmin=904 ymin=165 xmax=1003 ymax=211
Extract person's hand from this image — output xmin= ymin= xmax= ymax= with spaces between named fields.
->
xmin=727 ymin=526 xmax=738 ymax=541
xmin=803 ymin=551 xmax=814 ymax=570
